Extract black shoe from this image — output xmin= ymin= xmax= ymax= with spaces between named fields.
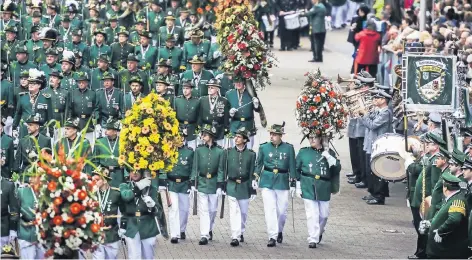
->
xmin=287 ymin=48 xmax=293 ymax=51
xmin=199 ymin=237 xmax=208 ymax=245
xmin=230 ymin=239 xmax=240 ymax=247
xmin=366 ymin=199 xmax=385 ymax=205
xmin=180 ymin=232 xmax=186 ymax=240
xmin=209 ymin=231 xmax=213 ymax=241
xmin=267 ymin=238 xmax=276 ymax=247
xmin=308 ymin=59 xmax=316 ymax=62
xmin=309 ymin=242 xmax=317 ymax=248
xmin=362 ymin=195 xmax=374 ymax=200
xmin=240 ymin=235 xmax=244 ymax=242
xmin=170 ymin=237 xmax=179 ymax=244
xmin=407 ymin=255 xmax=420 ymax=259
xmin=347 ymin=178 xmax=360 ymax=184
xmin=279 ymin=48 xmax=286 ymax=51
xmin=355 ymin=182 xmax=367 ymax=188
xmin=270 ymin=44 xmax=274 ymax=48
xmin=318 ymin=234 xmax=323 ymax=244
xmin=346 ymin=172 xmax=355 ymax=178
xmin=277 ymin=232 xmax=283 ymax=243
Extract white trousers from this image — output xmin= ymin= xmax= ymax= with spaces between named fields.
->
xmin=4 ymin=116 xmax=13 ymax=136
xmin=228 ymin=196 xmax=249 ymax=240
xmin=346 ymin=1 xmax=360 ymax=22
xmin=198 ymin=192 xmax=218 ymax=238
xmin=169 ymin=191 xmax=190 ymax=238
xmin=0 ymin=236 xmax=9 ymax=247
xmin=18 ymin=239 xmax=44 ymax=259
xmin=124 ymin=232 xmax=156 ymax=260
xmin=331 ymin=4 xmax=348 ymax=28
xmin=227 ymin=136 xmax=255 ymax=150
xmin=304 ymin=199 xmax=330 ymax=243
xmin=92 ymin=241 xmax=120 ymax=259
xmin=261 ymin=188 xmax=289 ymax=240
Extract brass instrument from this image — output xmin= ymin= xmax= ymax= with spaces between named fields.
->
xmin=342 ymin=87 xmax=374 ymax=116
xmin=337 ymin=74 xmax=356 ymax=84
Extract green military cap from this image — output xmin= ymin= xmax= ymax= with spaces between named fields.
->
xmin=89 ymin=17 xmax=100 ymax=24
xmin=76 ymin=71 xmax=89 ymax=81
xmin=181 ymin=79 xmax=194 ymax=88
xmin=437 ymin=146 xmax=451 ymax=160
xmin=156 ymin=58 xmax=172 ymax=67
xmin=201 ymin=124 xmax=217 ymax=137
xmin=165 ymin=34 xmax=176 ymax=42
xmin=268 ymin=121 xmax=286 ymax=135
xmin=101 ymin=71 xmax=115 ymax=80
xmin=206 ymin=78 xmax=221 ymax=87
xmin=98 ymin=54 xmax=110 ymax=63
xmin=136 ymin=18 xmax=147 ymax=25
xmin=47 ymin=3 xmax=59 ymax=12
xmin=155 ymin=75 xmax=169 ymax=85
xmin=67 ymin=3 xmax=78 ymax=13
xmin=72 ymin=28 xmax=83 ymax=36
xmin=15 ymin=45 xmax=28 ymax=54
xmin=2 ymin=1 xmax=17 ymax=12
xmin=188 ymin=55 xmax=205 ymax=64
xmin=93 ymin=29 xmax=107 ymax=39
xmin=129 ymin=76 xmax=143 ymax=85
xmin=117 ymin=27 xmax=129 ymax=36
xmin=25 ymin=113 xmax=43 ymax=125
xmin=109 ymin=15 xmax=119 ymax=21
xmin=31 ymin=25 xmax=41 ymax=34
xmin=165 ymin=10 xmax=176 ymax=20
xmin=138 ymin=30 xmax=152 ymax=39
xmin=235 ymin=127 xmax=250 ymax=140
xmin=49 ymin=70 xmax=63 ymax=79
xmin=189 ymin=29 xmax=204 ymax=38
xmin=45 ymin=48 xmax=59 ymax=56
xmin=32 ymin=11 xmax=42 ymax=18
xmin=4 ymin=25 xmax=17 ymax=33
xmin=180 ymin=7 xmax=190 ymax=13
xmin=442 ymin=172 xmax=463 ymax=190
xmin=104 ymin=117 xmax=121 ymax=130
xmin=92 ymin=166 xmax=112 ymax=180
xmin=427 ymin=132 xmax=446 ymax=149
xmin=462 ymin=158 xmax=472 ymax=169
xmin=189 ymin=10 xmax=197 ymax=16
xmin=20 ymin=70 xmax=29 ymax=78
xmin=62 ymin=15 xmax=71 ymax=22
xmin=151 ymin=0 xmax=163 ymax=7
xmin=88 ymin=3 xmax=99 ymax=12
xmin=60 ymin=51 xmax=76 ymax=65
xmin=127 ymin=54 xmax=139 ymax=62
xmin=449 ymin=148 xmax=466 ymax=165
xmin=64 ymin=117 xmax=80 ymax=129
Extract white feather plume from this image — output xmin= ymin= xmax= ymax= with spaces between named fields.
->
xmin=29 ymin=68 xmax=45 ymax=79
xmin=62 ymin=50 xmax=74 ymax=60
xmin=31 ymin=0 xmax=42 ymax=7
xmin=65 ymin=0 xmax=79 ymax=8
xmin=39 ymin=27 xmax=52 ymax=39
xmin=3 ymin=0 xmax=12 ymax=9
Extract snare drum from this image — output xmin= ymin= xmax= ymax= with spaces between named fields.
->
xmin=370 ymin=133 xmax=406 ymax=181
xmin=299 ymin=16 xmax=308 ymax=28
xmin=262 ymin=15 xmax=276 ymax=32
xmin=284 ymin=13 xmax=300 ymax=30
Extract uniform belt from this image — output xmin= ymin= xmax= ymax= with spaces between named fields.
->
xmin=179 ymin=120 xmax=197 ymax=125
xmin=264 ymin=167 xmax=288 ymax=174
xmin=168 ymin=176 xmax=190 ymax=183
xmin=228 ymin=176 xmax=249 ymax=184
xmin=233 ymin=116 xmax=253 ymax=122
xmin=301 ymin=172 xmax=329 ymax=181
xmin=199 ymin=172 xmax=217 ymax=179
xmin=127 ymin=212 xmax=151 ymax=217
xmin=21 ymin=221 xmax=34 ymax=227
xmin=80 ymin=114 xmax=90 ymax=119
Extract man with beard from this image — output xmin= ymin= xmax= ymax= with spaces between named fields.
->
xmin=118 ymin=54 xmax=149 ymax=94
xmin=90 ymin=55 xmax=117 ymax=91
xmin=180 ymin=55 xmax=214 ymax=97
xmin=124 ymin=76 xmax=144 ymax=112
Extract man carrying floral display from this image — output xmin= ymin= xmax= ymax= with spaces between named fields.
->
xmin=120 ymin=170 xmax=159 ymax=259
xmin=174 ymin=79 xmax=200 ymax=150
xmin=190 ymin=124 xmax=225 ymax=245
xmin=256 ymin=122 xmax=296 ymax=247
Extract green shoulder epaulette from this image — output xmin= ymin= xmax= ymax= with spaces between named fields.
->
xmin=449 ymin=199 xmax=466 ymax=216
xmin=18 ymin=92 xmax=27 ymax=96
xmin=111 ymin=187 xmax=120 ymax=191
xmin=42 ymin=93 xmax=51 ymax=98
xmin=300 ymin=147 xmax=309 ymax=150
xmin=260 ymin=142 xmax=268 ymax=146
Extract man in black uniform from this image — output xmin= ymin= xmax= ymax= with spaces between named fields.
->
xmin=275 ymin=0 xmax=297 ymax=51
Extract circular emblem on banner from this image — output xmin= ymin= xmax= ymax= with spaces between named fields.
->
xmin=415 ymin=59 xmax=446 ymax=103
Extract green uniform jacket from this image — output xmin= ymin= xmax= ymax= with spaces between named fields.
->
xmin=224 ymin=147 xmax=257 ymax=200
xmin=58 ymin=26 xmax=73 ymax=44
xmin=90 ymin=68 xmax=118 ymax=91
xmin=412 ymin=154 xmax=436 ymax=208
xmin=99 ymin=187 xmax=124 ymax=244
xmin=1 ymin=80 xmax=14 ymax=118
xmin=88 ymin=43 xmax=111 ymax=68
xmin=60 ymin=71 xmax=77 ymax=91
xmin=13 ymin=92 xmax=52 ymax=138
xmin=55 ymin=137 xmax=92 ymax=159
xmin=38 ymin=63 xmax=62 ymax=82
xmin=0 ymin=178 xmax=19 ymax=237
xmin=41 ymin=14 xmax=62 ymax=29
xmin=104 ymin=26 xmax=121 ymax=46
xmin=301 ymin=3 xmax=327 ymax=33
xmin=256 ymin=142 xmax=296 ymax=190
xmin=1 ymin=134 xmax=15 ymax=178
xmin=25 ymin=40 xmax=43 ymax=62
xmin=158 ymin=46 xmax=184 ymax=73
xmin=174 ymin=95 xmax=200 ymax=141
xmin=175 ymin=17 xmax=190 ymax=29
xmin=180 ymin=69 xmax=214 ymax=97
xmin=42 ymin=86 xmax=70 ymax=126
xmin=225 ymin=89 xmax=260 ymax=136
xmin=9 ymin=60 xmax=36 ymax=87
xmin=13 ymin=85 xmax=29 ymax=114
xmin=191 ymin=143 xmax=225 ymax=194
xmin=67 ymin=88 xmax=98 ymax=132
xmin=118 ymin=69 xmax=149 ymax=94
xmin=207 ymin=42 xmax=222 ymax=70
xmin=198 ymin=96 xmax=230 ymax=140
xmin=215 ymin=72 xmax=234 ymax=96
xmin=1 ymin=39 xmax=19 ymax=64
xmin=119 ymin=182 xmax=159 ymax=239
xmin=182 ymin=40 xmax=211 ymax=70
xmin=427 ymin=168 xmax=451 ymax=220
xmin=74 ymin=65 xmax=92 ymax=79
xmin=161 ymin=146 xmax=194 ymax=193
xmin=14 ymin=133 xmax=51 ymax=174
xmin=96 ymin=88 xmax=124 ymax=126
xmin=17 ymin=186 xmax=38 ymax=242
xmin=134 ymin=44 xmax=159 ymax=71
xmin=0 ymin=19 xmax=19 ymax=41
xmin=93 ymin=137 xmax=123 ymax=187
xmin=158 ymin=26 xmax=184 ymax=47
xmin=144 ymin=9 xmax=165 ymax=36
xmin=426 ymin=191 xmax=468 ymax=258
xmin=110 ymin=42 xmax=135 ymax=70
xmin=407 ymin=159 xmax=423 ymax=205
xmin=295 ymin=147 xmax=341 ymax=201
xmin=65 ymin=41 xmax=90 ymax=66
xmin=123 ymin=92 xmax=143 ymax=112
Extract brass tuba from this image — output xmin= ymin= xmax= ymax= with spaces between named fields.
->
xmin=337 ymin=74 xmax=357 ymax=84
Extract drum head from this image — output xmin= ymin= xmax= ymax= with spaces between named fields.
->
xmin=371 ymin=152 xmax=406 ymax=181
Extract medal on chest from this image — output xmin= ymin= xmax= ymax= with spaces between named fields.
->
xmin=269 ymin=152 xmax=273 ymax=158
xmin=309 ymin=162 xmax=313 ymax=173
xmin=180 ymin=156 xmax=188 ymax=165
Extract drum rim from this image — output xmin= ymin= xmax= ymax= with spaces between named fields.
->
xmin=370 ymin=152 xmax=406 ymax=181
xmin=372 ymin=133 xmax=404 ymax=144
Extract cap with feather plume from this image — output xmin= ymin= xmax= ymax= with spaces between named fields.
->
xmin=2 ymin=0 xmax=16 ymax=12
xmin=60 ymin=50 xmax=76 ymax=66
xmin=28 ymin=68 xmax=46 ymax=86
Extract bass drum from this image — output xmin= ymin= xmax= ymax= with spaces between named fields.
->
xmin=370 ymin=133 xmax=407 ymax=181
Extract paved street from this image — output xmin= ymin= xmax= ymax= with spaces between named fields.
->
xmin=143 ymin=29 xmax=415 ymax=258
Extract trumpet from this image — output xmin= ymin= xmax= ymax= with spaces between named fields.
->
xmin=337 ymin=74 xmax=357 ymax=84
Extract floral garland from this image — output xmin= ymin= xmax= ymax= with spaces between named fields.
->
xmin=119 ymin=92 xmax=181 ymax=178
xmin=295 ymin=70 xmax=348 ymax=138
xmin=35 ymin=148 xmax=103 ymax=258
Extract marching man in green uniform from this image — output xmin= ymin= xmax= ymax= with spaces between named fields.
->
xmin=224 ymin=128 xmax=257 ymax=247
xmin=160 ymin=131 xmax=194 ymax=243
xmin=89 ymin=29 xmax=111 ymax=68
xmin=0 ymin=175 xmax=19 ymax=247
xmin=90 ymin=55 xmax=118 ymax=91
xmin=158 ymin=11 xmax=184 ymax=47
xmin=0 ymin=120 xmax=14 ymax=178
xmin=174 ymin=79 xmax=200 ymax=150
xmin=43 ymin=70 xmax=69 ymax=143
xmin=420 ymin=172 xmax=469 ymax=259
xmin=118 ymin=54 xmax=149 ymax=94
xmin=158 ymin=34 xmax=184 ymax=73
xmin=25 ymin=26 xmax=43 ymax=61
xmin=225 ymin=79 xmax=261 ymax=149
xmin=198 ymin=79 xmax=229 ymax=147
xmin=124 ymin=76 xmax=145 ymax=112
xmin=256 ymin=122 xmax=296 ymax=247
xmin=93 ymin=118 xmax=123 ymax=188
xmin=182 ymin=29 xmax=210 ymax=70
xmin=59 ymin=50 xmax=77 ymax=90
xmin=9 ymin=45 xmax=36 ymax=87
xmin=180 ymin=55 xmax=214 ymax=97
xmin=91 ymin=167 xmax=124 ymax=259
xmin=120 ymin=170 xmax=159 ymax=259
xmin=17 ymin=173 xmax=44 ymax=259
xmin=55 ymin=118 xmax=92 ymax=158
xmin=134 ymin=31 xmax=159 ymax=72
xmin=38 ymin=48 xmax=61 ymax=82
xmin=426 ymin=147 xmax=451 ymax=220
xmin=156 ymin=75 xmax=175 ymax=108
xmin=295 ymin=133 xmax=341 ymax=248
xmin=110 ymin=28 xmax=134 ymax=70
xmin=96 ymin=72 xmax=124 ymax=137
xmin=191 ymin=124 xmax=225 ymax=245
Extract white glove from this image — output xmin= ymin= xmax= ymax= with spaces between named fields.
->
xmin=252 ymin=97 xmax=260 ymax=109
xmin=296 ymin=181 xmax=302 ymax=198
xmin=321 ymin=151 xmax=337 ymax=167
xmin=251 ymin=180 xmax=258 ymax=190
xmin=433 ymin=229 xmax=442 ymax=243
xmin=142 ymin=195 xmax=156 ymax=208
xmin=213 ymin=50 xmax=221 ymax=59
xmin=12 ymin=130 xmax=18 ymax=138
xmin=191 ymin=186 xmax=196 ymax=193
xmin=118 ymin=228 xmax=126 ymax=238
xmin=9 ymin=231 xmax=17 ymax=241
xmin=95 ymin=124 xmax=102 ymax=136
xmin=290 ymin=186 xmax=296 ymax=198
xmin=135 ymin=178 xmax=151 ymax=190
xmin=404 ymin=153 xmax=415 ymax=169
xmin=418 ymin=220 xmax=431 ymax=235
xmin=250 ymin=194 xmax=256 ymax=201
xmin=216 ymin=188 xmax=222 ymax=197
xmin=158 ymin=186 xmax=167 ymax=191
xmin=229 ymin=108 xmax=237 ymax=117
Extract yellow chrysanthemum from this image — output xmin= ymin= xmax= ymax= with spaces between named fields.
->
xmin=143 ymin=118 xmax=155 ymax=127
xmin=149 ymin=133 xmax=160 ymax=143
xmin=138 ymin=158 xmax=148 ymax=169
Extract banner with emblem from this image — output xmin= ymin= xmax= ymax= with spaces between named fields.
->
xmin=404 ymin=55 xmax=456 ymax=112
